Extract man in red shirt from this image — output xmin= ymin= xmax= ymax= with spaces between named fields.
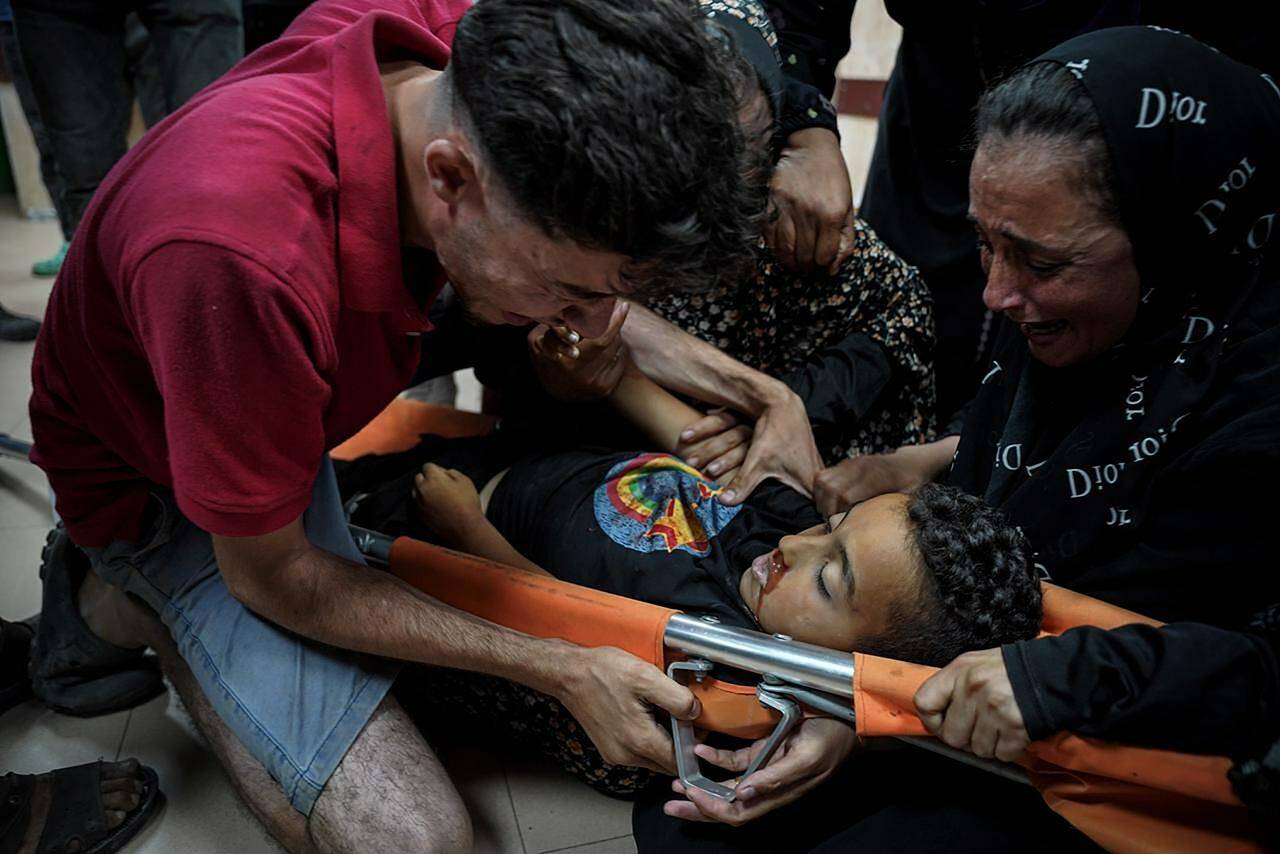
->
xmin=24 ymin=0 xmax=810 ymax=849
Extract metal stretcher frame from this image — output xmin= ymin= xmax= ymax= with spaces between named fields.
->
xmin=353 ymin=520 xmax=1256 ymax=854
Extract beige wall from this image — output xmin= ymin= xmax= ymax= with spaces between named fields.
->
xmin=838 ymin=0 xmax=901 ymax=82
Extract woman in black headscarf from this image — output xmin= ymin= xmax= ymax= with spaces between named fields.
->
xmin=912 ymin=25 xmax=1280 ymax=765
xmin=638 ymin=25 xmax=1280 ymax=849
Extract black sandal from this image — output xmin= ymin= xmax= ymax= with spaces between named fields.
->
xmin=29 ymin=527 xmax=165 ymax=718
xmin=0 ymin=761 xmax=164 ymax=854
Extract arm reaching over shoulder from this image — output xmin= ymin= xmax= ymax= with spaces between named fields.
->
xmin=814 ymin=438 xmax=959 ymax=516
xmin=622 ymin=304 xmax=822 ymax=503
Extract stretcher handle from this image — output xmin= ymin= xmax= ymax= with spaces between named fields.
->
xmin=663 ymin=614 xmax=854 ymax=698
xmin=664 ymin=618 xmax=1029 ymax=789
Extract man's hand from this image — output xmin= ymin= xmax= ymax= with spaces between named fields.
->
xmin=528 ymin=301 xmax=629 ymax=401
xmin=680 ymin=385 xmax=821 ymax=505
xmin=915 ymin=648 xmax=1030 ymax=762
xmin=413 ymin=463 xmax=483 ymax=546
xmin=767 ymin=128 xmax=854 ymax=274
xmin=555 ymin=645 xmax=699 ymax=774
xmin=813 ymin=437 xmax=962 ymax=516
xmin=662 ymin=718 xmax=858 ymax=825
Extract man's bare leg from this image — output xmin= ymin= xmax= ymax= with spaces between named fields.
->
xmin=82 ymin=573 xmax=472 ymax=853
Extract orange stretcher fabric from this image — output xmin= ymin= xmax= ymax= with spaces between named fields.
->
xmin=331 ymin=399 xmax=497 ymax=460
xmin=388 ymin=536 xmax=675 ymax=668
xmin=387 ymin=537 xmax=783 ymax=739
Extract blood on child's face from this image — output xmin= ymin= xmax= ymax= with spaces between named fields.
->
xmin=737 ymin=493 xmax=921 ymax=651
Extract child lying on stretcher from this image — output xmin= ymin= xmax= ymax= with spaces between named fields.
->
xmin=338 ymin=364 xmax=1042 ymax=795
xmin=354 ymin=365 xmax=1043 ymax=667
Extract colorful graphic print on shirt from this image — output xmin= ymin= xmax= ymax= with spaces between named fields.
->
xmin=592 ymin=453 xmax=741 ymax=556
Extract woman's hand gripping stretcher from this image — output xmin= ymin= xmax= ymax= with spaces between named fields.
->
xmin=664 ymin=717 xmax=860 ymax=826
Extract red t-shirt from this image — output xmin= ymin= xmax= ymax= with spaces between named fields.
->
xmin=29 ymin=0 xmax=469 ymax=546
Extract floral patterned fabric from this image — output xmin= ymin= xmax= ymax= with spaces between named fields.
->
xmin=647 ymin=217 xmax=937 ymax=463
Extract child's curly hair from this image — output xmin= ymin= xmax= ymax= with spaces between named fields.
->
xmin=858 ymin=483 xmax=1043 ymax=667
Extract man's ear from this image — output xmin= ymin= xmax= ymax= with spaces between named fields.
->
xmin=423 ymin=138 xmax=478 ymax=208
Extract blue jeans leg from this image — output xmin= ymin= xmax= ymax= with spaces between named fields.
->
xmin=86 ymin=458 xmax=398 ymax=815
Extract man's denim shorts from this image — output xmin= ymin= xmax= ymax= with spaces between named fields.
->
xmin=84 ymin=458 xmax=398 ymax=815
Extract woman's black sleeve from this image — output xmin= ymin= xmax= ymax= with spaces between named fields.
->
xmin=778 ymin=331 xmax=892 ymax=443
xmin=761 ymin=0 xmax=854 ymax=137
xmin=1002 ymin=622 xmax=1280 ymax=759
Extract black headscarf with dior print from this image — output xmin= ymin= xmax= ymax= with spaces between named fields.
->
xmin=948 ymin=27 xmax=1280 ymax=627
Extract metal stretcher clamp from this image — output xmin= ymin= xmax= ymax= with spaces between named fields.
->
xmin=667 ymin=658 xmax=803 ymax=802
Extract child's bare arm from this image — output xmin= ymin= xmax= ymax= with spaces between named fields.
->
xmin=609 ymin=361 xmax=753 ymax=482
xmin=414 ymin=464 xmax=553 ymax=578
xmin=452 ymin=519 xmax=553 ymax=579
xmin=607 ymin=362 xmax=704 ymax=452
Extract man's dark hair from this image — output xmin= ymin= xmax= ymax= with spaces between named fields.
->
xmin=859 ymin=483 xmax=1042 ymax=667
xmin=975 ymin=62 xmax=1121 ymax=225
xmin=448 ymin=0 xmax=772 ymax=295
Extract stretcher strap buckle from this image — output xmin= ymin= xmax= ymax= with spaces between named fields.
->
xmin=667 ymin=659 xmax=802 ymax=802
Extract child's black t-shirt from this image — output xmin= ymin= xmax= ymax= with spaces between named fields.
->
xmin=485 ymin=448 xmax=824 ymax=629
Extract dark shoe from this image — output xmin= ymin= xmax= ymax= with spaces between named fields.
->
xmin=0 ymin=306 xmax=39 ymax=342
xmin=30 ymin=526 xmax=166 ymax=717
xmin=0 ymin=760 xmax=164 ymax=854
xmin=0 ymin=618 xmax=36 ymax=715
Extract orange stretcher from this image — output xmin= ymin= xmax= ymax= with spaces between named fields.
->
xmin=334 ymin=398 xmax=1259 ymax=853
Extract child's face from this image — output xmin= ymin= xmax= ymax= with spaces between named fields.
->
xmin=738 ymin=493 xmax=921 ymax=651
